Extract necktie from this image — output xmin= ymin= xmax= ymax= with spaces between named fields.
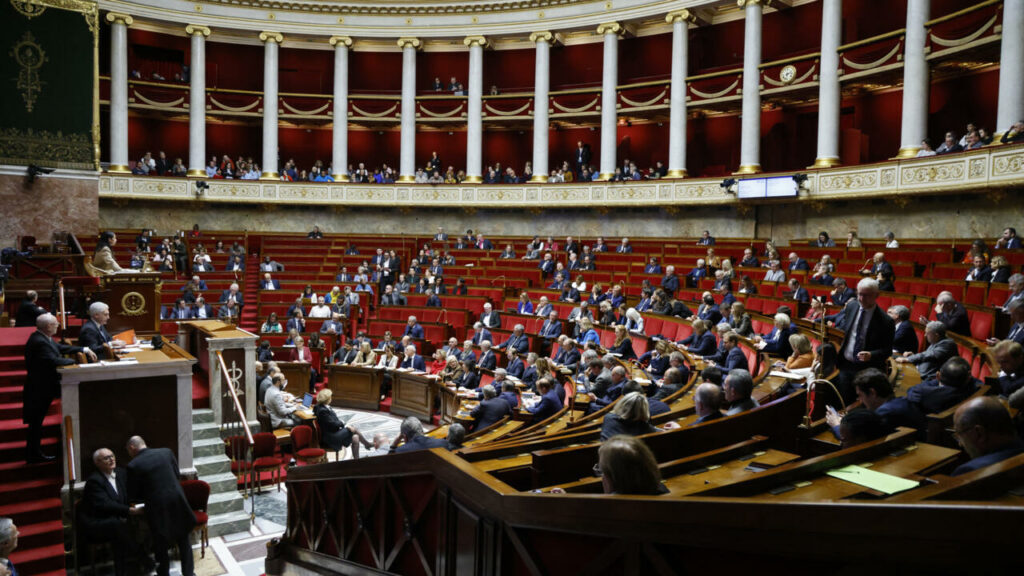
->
xmin=1010 ymin=324 xmax=1022 ymax=341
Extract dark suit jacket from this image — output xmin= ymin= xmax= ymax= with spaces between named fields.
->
xmin=661 ymin=274 xmax=680 ymax=296
xmin=126 ymin=447 xmax=196 ymax=541
xmin=219 ymin=290 xmax=244 ymax=306
xmin=78 ymin=321 xmax=113 ymax=355
xmin=394 ymin=435 xmax=448 ymax=453
xmin=24 ymin=331 xmax=83 ymax=426
xmin=686 ymin=332 xmax=718 ymax=357
xmin=837 ymin=302 xmax=894 ymax=372
xmin=15 ymin=300 xmax=46 ymax=327
xmin=471 ymin=397 xmax=512 ymax=431
xmin=506 ymin=358 xmax=524 ymax=379
xmin=498 ymin=333 xmax=529 ymax=354
xmin=192 ymin=304 xmax=214 ymax=319
xmin=404 ymin=324 xmax=425 ymax=339
xmin=723 ymin=347 xmax=748 ymax=374
xmin=479 ymin=310 xmax=501 ymax=328
xmin=539 ymin=320 xmax=562 ymax=339
xmin=908 ymin=338 xmax=958 ymax=380
xmin=472 ymin=328 xmax=492 ymax=345
xmin=400 ymin=355 xmax=426 ymax=371
xmin=600 ymin=414 xmax=659 ymax=441
xmin=906 ymin=379 xmax=973 ymax=415
xmin=937 ymin=304 xmax=971 ymax=337
xmin=478 ymin=350 xmax=497 ymax=370
xmin=789 ymin=259 xmax=810 ymax=271
xmin=79 ymin=469 xmax=130 ymax=539
xmin=893 ymin=322 xmax=919 ymax=354
xmin=528 ymin=390 xmax=562 ymax=422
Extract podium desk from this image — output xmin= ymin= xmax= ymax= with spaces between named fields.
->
xmin=95 ymin=272 xmax=163 ymax=334
xmin=325 ymin=365 xmax=384 ymax=411
xmin=60 ymin=342 xmax=196 ymax=484
xmin=437 ymin=384 xmax=461 ymax=425
xmin=179 ymin=320 xmax=258 ymax=425
xmin=277 ymin=362 xmax=312 ymax=396
xmin=391 ymin=371 xmax=437 ymax=422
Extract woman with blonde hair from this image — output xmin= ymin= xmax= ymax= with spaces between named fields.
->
xmin=353 ymin=341 xmax=377 ymax=367
xmin=719 ymin=258 xmax=735 ymax=280
xmin=578 ymin=317 xmax=600 ymax=346
xmin=625 ymin=307 xmax=645 ymax=334
xmin=600 ymin=393 xmax=659 ymax=441
xmin=439 ymin=355 xmax=464 ymax=383
xmin=597 ymin=435 xmax=667 ymax=495
xmin=314 ymin=389 xmax=373 ymax=457
xmin=608 ymin=324 xmax=636 ymax=360
xmin=375 ymin=343 xmax=398 ymax=369
xmin=783 ymin=333 xmax=815 ymax=370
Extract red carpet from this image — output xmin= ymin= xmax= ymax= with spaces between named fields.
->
xmin=193 ymin=373 xmax=210 ymax=410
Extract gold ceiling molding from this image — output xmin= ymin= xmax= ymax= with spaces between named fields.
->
xmin=194 ymin=0 xmax=591 ymax=16
xmin=665 ymin=9 xmax=697 ymax=25
xmin=105 ymin=11 xmax=134 ymax=25
xmin=596 ymin=22 xmax=624 ymax=36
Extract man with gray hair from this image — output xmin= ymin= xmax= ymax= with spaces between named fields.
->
xmin=1002 ymin=273 xmax=1024 ymax=311
xmin=446 ymin=423 xmax=467 ymax=451
xmin=723 ymin=369 xmax=759 ymax=415
xmin=835 ymin=277 xmax=894 ymax=402
xmin=400 ymin=344 xmax=426 ymax=371
xmin=25 ymin=313 xmax=95 ymax=462
xmin=477 ymin=340 xmax=496 ymax=370
xmin=897 ymin=321 xmax=957 ymax=380
xmin=996 ymin=299 xmax=1024 ymax=346
xmin=78 ymin=301 xmax=125 ymax=354
xmin=219 ymin=282 xmax=244 ymax=307
xmin=496 ymin=324 xmax=529 ymax=354
xmin=693 ymin=382 xmax=725 ymax=424
xmin=0 ymin=517 xmax=18 ymax=573
xmin=924 ymin=291 xmax=970 ymax=337
xmin=887 ymin=305 xmax=919 ymax=354
xmin=392 ymin=416 xmax=448 ymax=453
xmin=80 ymin=447 xmax=138 ymax=575
xmin=470 ymin=384 xmax=511 ymax=431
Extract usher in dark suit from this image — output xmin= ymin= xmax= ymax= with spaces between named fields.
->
xmin=126 ymin=447 xmax=197 ymax=576
xmin=23 ymin=330 xmax=84 ymax=459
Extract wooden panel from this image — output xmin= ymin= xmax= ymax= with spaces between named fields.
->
xmin=391 ymin=371 xmax=437 ymax=421
xmin=326 ymin=365 xmax=383 ymax=411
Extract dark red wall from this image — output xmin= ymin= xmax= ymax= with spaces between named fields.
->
xmin=205 ymin=42 xmax=264 ymax=91
xmin=279 ymin=46 xmax=334 ymax=95
xmin=419 ymin=51 xmax=469 ymax=93
xmin=350 ymin=52 xmax=403 ymax=93
xmin=127 ymin=116 xmax=189 ymax=164
xmin=619 ymin=34 xmax=672 ymax=83
xmin=483 ymin=47 xmax=535 ymax=93
xmin=550 ymin=43 xmax=603 ymax=89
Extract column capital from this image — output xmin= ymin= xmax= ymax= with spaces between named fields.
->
xmin=737 ymin=0 xmax=771 ymax=9
xmin=529 ymin=30 xmax=554 ymax=44
xmin=105 ymin=12 xmax=133 ymax=26
xmin=259 ymin=31 xmax=284 ymax=44
xmin=463 ymin=35 xmax=488 ymax=48
xmin=397 ymin=37 xmax=421 ymax=50
xmin=330 ymin=35 xmax=353 ymax=47
xmin=185 ymin=24 xmax=211 ymax=37
xmin=596 ymin=22 xmax=624 ymax=36
xmin=666 ymin=9 xmax=699 ymax=25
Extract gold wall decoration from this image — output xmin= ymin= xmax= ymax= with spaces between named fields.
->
xmin=10 ymin=0 xmax=46 ymax=18
xmin=10 ymin=31 xmax=47 ymax=112
xmin=0 ymin=126 xmax=90 ymax=167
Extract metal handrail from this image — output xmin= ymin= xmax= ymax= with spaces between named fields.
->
xmin=217 ymin=351 xmax=253 ymax=445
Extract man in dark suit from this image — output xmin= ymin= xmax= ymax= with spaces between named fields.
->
xmin=479 ymin=303 xmax=501 ymax=329
xmin=168 ymin=298 xmax=194 ymax=320
xmin=25 ymin=314 xmax=95 ymax=461
xmin=616 ymin=237 xmax=633 ymax=253
xmin=951 ymin=397 xmax=1024 ymax=476
xmin=697 ymin=231 xmax=716 ymax=246
xmin=787 ymin=279 xmax=810 ymax=303
xmin=897 ymin=321 xmax=958 ymax=380
xmin=830 ymin=278 xmax=856 ymax=307
xmin=574 ymin=141 xmax=591 ymax=176
xmin=434 ymin=227 xmax=448 ymax=241
xmin=496 ymin=325 xmax=529 ymax=355
xmin=403 ymin=316 xmax=424 ymax=339
xmin=470 ymin=385 xmax=512 ymax=431
xmin=717 ymin=333 xmax=749 ymax=375
xmin=261 ymin=273 xmax=281 ymax=290
xmin=528 ymin=378 xmax=562 ymax=422
xmin=929 ymin=292 xmax=971 ymax=337
xmin=906 ymin=356 xmax=977 ymax=416
xmin=863 ymin=252 xmax=895 ymax=291
xmin=477 ymin=342 xmax=497 ymax=370
xmin=392 ymin=417 xmax=448 ymax=453
xmin=219 ymin=283 xmax=244 ymax=307
xmin=475 ymin=234 xmax=493 ymax=250
xmin=125 ymin=436 xmax=196 ymax=576
xmin=332 ymin=341 xmax=359 ymax=365
xmin=853 ymin=368 xmax=927 ymax=435
xmin=192 ymin=297 xmax=214 ymax=320
xmin=400 ymin=345 xmax=426 ymax=371
xmin=471 ymin=323 xmax=492 ymax=346
xmin=14 ymin=290 xmax=46 ymax=327
xmin=888 ymin=305 xmax=919 ymax=354
xmin=564 ymin=236 xmax=580 ymax=255
xmin=835 ymin=278 xmax=895 ymax=402
xmin=661 ymin=266 xmax=680 ymax=298
xmin=538 ymin=253 xmax=556 ymax=278
xmin=79 ymin=302 xmax=125 ymax=355
xmin=787 ymin=252 xmax=810 ymax=272
xmin=692 ymin=383 xmax=724 ymax=424
xmin=997 ymin=226 xmax=1021 ymax=250
xmin=539 ymin=311 xmax=562 ymax=339
xmin=535 ymin=297 xmax=553 ymax=318
xmin=79 ymin=447 xmax=140 ymax=576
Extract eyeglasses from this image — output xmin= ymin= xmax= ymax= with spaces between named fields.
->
xmin=100 ymin=454 xmax=116 ymax=461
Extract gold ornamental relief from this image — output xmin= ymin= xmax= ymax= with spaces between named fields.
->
xmin=10 ymin=31 xmax=47 ymax=113
xmin=120 ymin=291 xmax=147 ymax=317
xmin=11 ymin=0 xmax=46 ymax=18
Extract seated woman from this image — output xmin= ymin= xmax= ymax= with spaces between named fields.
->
xmin=990 ymin=255 xmax=1012 ymax=284
xmin=261 ymin=313 xmax=283 ymax=333
xmin=637 ymin=340 xmax=672 ymax=380
xmin=306 ymin=332 xmax=326 ymax=351
xmin=679 ymin=320 xmax=716 ymax=357
xmin=428 ymin=349 xmax=448 ymax=375
xmin=597 ymin=434 xmax=668 ymax=495
xmin=738 ymin=275 xmax=758 ymax=295
xmin=777 ymin=333 xmax=815 ymax=372
xmin=376 ymin=344 xmax=399 ymax=370
xmin=578 ymin=317 xmax=600 ymax=347
xmin=597 ymin=301 xmax=617 ymax=326
xmin=600 ymin=392 xmax=660 ymax=441
xmin=438 ymin=356 xmax=464 ymax=383
xmin=352 ymin=341 xmax=377 ymax=367
xmin=500 ymin=244 xmax=516 ymax=259
xmin=625 ymin=307 xmax=645 ymax=334
xmin=516 ymin=292 xmax=534 ymax=315
xmin=313 ymin=389 xmax=373 ymax=458
xmin=804 ymin=297 xmax=827 ymax=322
xmin=458 ymin=358 xmax=480 ymax=390
xmin=608 ymin=325 xmax=636 ymax=360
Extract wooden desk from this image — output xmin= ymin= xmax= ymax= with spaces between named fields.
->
xmin=325 ymin=364 xmax=384 ymax=411
xmin=60 ymin=342 xmax=196 ymax=484
xmin=391 ymin=370 xmax=437 ymax=422
xmin=663 ymin=449 xmax=802 ymax=496
xmin=278 ymin=362 xmax=312 ymax=395
xmin=179 ymin=320 xmax=258 ymax=424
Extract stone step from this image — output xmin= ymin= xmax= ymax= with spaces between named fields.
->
xmin=192 ymin=409 xmax=214 ymax=425
xmin=193 ymin=454 xmax=231 ymax=477
xmin=193 ymin=421 xmax=222 ymax=441
xmin=199 ymin=471 xmax=239 ymax=495
xmin=206 ymin=510 xmax=252 ymax=539
xmin=209 ymin=490 xmax=246 ymax=516
xmin=193 ymin=437 xmax=226 ymax=459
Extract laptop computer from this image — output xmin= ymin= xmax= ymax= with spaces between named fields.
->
xmin=301 ymin=393 xmax=314 ymax=408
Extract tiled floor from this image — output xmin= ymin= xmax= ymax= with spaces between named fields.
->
xmin=129 ymin=408 xmax=404 ymax=576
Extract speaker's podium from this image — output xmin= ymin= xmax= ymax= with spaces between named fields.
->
xmin=59 ymin=341 xmax=196 ymax=485
xmin=94 ymin=272 xmax=162 ymax=334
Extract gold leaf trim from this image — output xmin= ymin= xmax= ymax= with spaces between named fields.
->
xmin=929 ymin=14 xmax=997 ymax=47
xmin=620 ymin=88 xmax=667 ymax=108
xmin=351 ymin=103 xmax=398 ymax=117
xmin=210 ymin=95 xmax=261 ymax=112
xmin=281 ymin=99 xmax=330 ymax=115
xmin=689 ymin=79 xmax=739 ymax=100
xmin=484 ymin=101 xmax=532 ymax=116
xmin=842 ymin=42 xmax=902 ymax=71
xmin=551 ymin=96 xmax=599 ymax=114
xmin=132 ymin=89 xmax=185 ymax=108
xmin=418 ymin=102 xmax=464 ymax=118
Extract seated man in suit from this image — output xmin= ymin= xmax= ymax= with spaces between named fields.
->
xmin=192 ymin=297 xmax=214 ymax=320
xmin=951 ymin=396 xmax=1024 ymax=475
xmin=265 ymin=374 xmax=300 ymax=429
xmin=851 ymin=367 xmax=927 ymax=434
xmin=692 ymin=382 xmax=724 ymax=425
xmin=79 ymin=302 xmax=126 ymax=355
xmin=993 ymin=340 xmax=1024 ymax=397
xmin=261 ymin=273 xmax=281 ymax=291
xmin=479 ymin=302 xmax=501 ymax=329
xmin=787 ymin=252 xmax=810 ymax=272
xmin=459 ymin=339 xmax=477 ymax=364
xmin=896 ymin=321 xmax=957 ymax=380
xmin=496 ymin=324 xmax=530 ymax=355
xmin=995 ymin=299 xmax=1024 ymax=346
xmin=505 ymin=350 xmax=525 ymax=379
xmin=400 ymin=345 xmax=426 ymax=371
xmin=906 ymin=356 xmax=978 ymax=415
xmin=862 ymin=252 xmax=895 ymax=292
xmin=500 ymin=380 xmax=520 ymax=409
xmin=888 ymin=305 xmax=919 ymax=355
xmin=527 ymin=378 xmax=562 ymax=423
xmin=535 ymin=296 xmax=553 ymax=318
xmin=320 ymin=314 xmax=346 ymax=338
xmin=392 ymin=416 xmax=449 ymax=453
xmin=706 ymin=332 xmax=748 ymax=376
xmin=786 ymin=278 xmax=810 ymax=303
xmin=79 ymin=448 xmax=140 ymax=576
xmin=403 ymin=315 xmax=425 ymax=339
xmin=830 ymin=278 xmax=856 ymax=307
xmin=589 ymin=366 xmax=630 ymax=413
xmin=14 ymin=290 xmax=46 ymax=328
xmin=166 ymin=298 xmax=194 ymax=320
xmin=925 ymin=291 xmax=971 ymax=337
xmin=623 ymin=379 xmax=668 ymax=416
xmin=218 ymin=299 xmax=239 ymax=320
xmin=219 ymin=283 xmax=244 ymax=308
xmin=477 ymin=341 xmax=497 ymax=370
xmin=723 ymin=369 xmax=759 ymax=415
xmin=470 ymin=385 xmax=512 ymax=431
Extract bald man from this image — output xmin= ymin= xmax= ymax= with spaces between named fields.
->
xmin=951 ymin=397 xmax=1024 ymax=476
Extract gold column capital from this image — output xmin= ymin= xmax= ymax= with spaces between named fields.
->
xmin=259 ymin=31 xmax=284 ymax=44
xmin=737 ymin=0 xmax=771 ymax=9
xmin=666 ymin=9 xmax=698 ymax=25
xmin=330 ymin=35 xmax=353 ymax=47
xmin=397 ymin=37 xmax=421 ymax=50
xmin=105 ymin=12 xmax=133 ymax=26
xmin=463 ymin=35 xmax=488 ymax=48
xmin=185 ymin=24 xmax=211 ymax=37
xmin=529 ymin=30 xmax=554 ymax=44
xmin=596 ymin=22 xmax=624 ymax=36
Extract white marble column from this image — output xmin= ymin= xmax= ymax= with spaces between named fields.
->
xmin=397 ymin=37 xmax=420 ymax=182
xmin=666 ymin=11 xmax=694 ymax=178
xmin=259 ymin=31 xmax=283 ymax=179
xmin=105 ymin=13 xmax=133 ymax=173
xmin=530 ymin=31 xmax=554 ymax=182
xmin=185 ymin=25 xmax=210 ymax=177
xmin=737 ymin=0 xmax=764 ymax=174
xmin=597 ymin=22 xmax=623 ymax=180
xmin=813 ymin=0 xmax=842 ymax=168
xmin=330 ymin=36 xmax=352 ymax=181
xmin=997 ymin=0 xmax=1024 ymax=138
xmin=464 ymin=36 xmax=487 ymax=183
xmin=896 ymin=0 xmax=930 ymax=158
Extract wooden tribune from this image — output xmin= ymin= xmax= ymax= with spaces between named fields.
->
xmin=96 ymin=273 xmax=162 ymax=334
xmin=391 ymin=371 xmax=437 ymax=422
xmin=325 ymin=365 xmax=384 ymax=411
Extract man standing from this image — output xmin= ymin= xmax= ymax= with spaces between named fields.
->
xmin=835 ymin=278 xmax=894 ymax=402
xmin=125 ymin=436 xmax=196 ymax=576
xmin=25 ymin=314 xmax=95 ymax=461
xmin=14 ymin=290 xmax=46 ymax=328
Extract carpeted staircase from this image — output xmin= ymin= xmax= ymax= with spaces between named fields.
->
xmin=0 ymin=328 xmax=65 ymax=575
xmin=239 ymin=255 xmax=261 ymax=333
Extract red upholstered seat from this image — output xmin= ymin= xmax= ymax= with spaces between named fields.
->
xmin=253 ymin=456 xmax=283 ymax=468
xmin=193 ymin=511 xmax=209 ymax=525
xmin=252 ymin=432 xmax=283 ymax=492
xmin=180 ymin=479 xmax=210 ymax=558
xmin=291 ymin=425 xmax=326 ymax=465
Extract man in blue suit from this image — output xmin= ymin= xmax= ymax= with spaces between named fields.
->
xmin=496 ymin=325 xmax=529 ymax=355
xmin=787 ymin=252 xmax=810 ymax=272
xmin=539 ymin=311 xmax=562 ymax=339
xmin=787 ymin=279 xmax=810 ymax=303
xmin=499 ymin=380 xmax=520 ymax=409
xmin=477 ymin=341 xmax=497 ymax=370
xmin=520 ymin=354 xmax=539 ymax=391
xmin=471 ymin=322 xmax=492 ymax=346
xmin=854 ymin=368 xmax=926 ymax=435
xmin=393 ymin=417 xmax=448 ymax=453
xmin=505 ymin=350 xmax=525 ymax=379
xmin=403 ymin=315 xmax=425 ymax=339
xmin=470 ymin=385 xmax=512 ymax=431
xmin=830 ymin=278 xmax=856 ymax=307
xmin=706 ymin=332 xmax=748 ymax=376
xmin=168 ymin=298 xmax=194 ymax=320
xmin=261 ymin=273 xmax=281 ymax=290
xmin=527 ymin=378 xmax=562 ymax=422
xmin=535 ymin=296 xmax=553 ymax=318
xmin=400 ymin=345 xmax=426 ymax=371
xmin=661 ymin=266 xmax=680 ymax=298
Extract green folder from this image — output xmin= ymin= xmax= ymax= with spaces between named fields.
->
xmin=826 ymin=465 xmax=920 ymax=495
